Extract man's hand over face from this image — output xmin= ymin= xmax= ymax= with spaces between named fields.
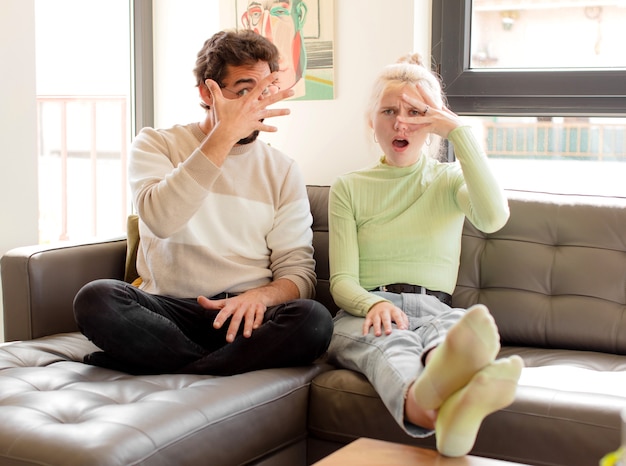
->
xmin=205 ymin=72 xmax=295 ymax=144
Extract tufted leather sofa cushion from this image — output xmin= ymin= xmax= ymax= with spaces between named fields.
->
xmin=453 ymin=190 xmax=626 ymax=354
xmin=0 ymin=333 xmax=330 ymax=465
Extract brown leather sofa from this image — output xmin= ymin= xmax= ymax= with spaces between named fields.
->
xmin=2 ymin=185 xmax=626 ymax=466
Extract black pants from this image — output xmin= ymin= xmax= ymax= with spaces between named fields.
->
xmin=73 ymin=279 xmax=333 ymax=375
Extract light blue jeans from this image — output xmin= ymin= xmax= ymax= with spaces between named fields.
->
xmin=327 ymin=291 xmax=466 ymax=437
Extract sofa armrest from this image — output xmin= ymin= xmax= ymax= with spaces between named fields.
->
xmin=1 ymin=238 xmax=127 ymax=342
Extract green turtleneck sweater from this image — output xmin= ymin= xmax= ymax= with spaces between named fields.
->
xmin=328 ymin=126 xmax=509 ymax=317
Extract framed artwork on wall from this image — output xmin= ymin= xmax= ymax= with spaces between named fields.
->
xmin=234 ymin=0 xmax=335 ymax=100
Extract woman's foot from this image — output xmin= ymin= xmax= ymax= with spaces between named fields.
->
xmin=435 ymin=355 xmax=524 ymax=457
xmin=411 ymin=304 xmax=500 ymax=410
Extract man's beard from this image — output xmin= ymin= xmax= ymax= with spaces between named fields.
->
xmin=237 ymin=130 xmax=260 ymax=145
xmin=237 ymin=118 xmax=265 ymax=145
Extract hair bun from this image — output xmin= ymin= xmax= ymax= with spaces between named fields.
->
xmin=397 ymin=53 xmax=425 ymax=67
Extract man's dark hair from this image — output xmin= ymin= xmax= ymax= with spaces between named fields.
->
xmin=193 ymin=29 xmax=280 ymax=89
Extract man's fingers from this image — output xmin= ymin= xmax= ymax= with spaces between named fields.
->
xmin=252 ymin=72 xmax=280 ymax=98
xmin=226 ymin=311 xmax=243 ymax=343
xmin=241 ymin=304 xmax=266 ymax=338
xmin=253 ymin=305 xmax=265 ymax=329
xmin=211 ymin=300 xmax=268 ymax=342
xmin=198 ymin=295 xmax=221 ymax=309
xmin=212 ymin=306 xmax=231 ymax=330
xmin=204 ymin=79 xmax=222 ymax=98
xmin=255 ymin=108 xmax=292 ymax=133
xmin=264 ymin=107 xmax=291 ymax=118
xmin=264 ymin=87 xmax=295 ymax=106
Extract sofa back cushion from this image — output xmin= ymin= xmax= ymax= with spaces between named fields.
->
xmin=307 ymin=186 xmax=626 ymax=354
xmin=454 ymin=190 xmax=626 ymax=354
xmin=307 ymin=185 xmax=339 ymax=315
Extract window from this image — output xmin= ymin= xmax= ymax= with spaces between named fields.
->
xmin=470 ymin=1 xmax=625 ymax=70
xmin=432 ymin=0 xmax=626 ymax=196
xmin=35 ymin=0 xmax=134 ymax=243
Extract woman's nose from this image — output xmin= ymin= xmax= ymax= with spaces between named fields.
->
xmin=394 ymin=118 xmax=407 ymax=131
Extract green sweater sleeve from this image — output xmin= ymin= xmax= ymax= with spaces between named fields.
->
xmin=449 ymin=127 xmax=510 ymax=233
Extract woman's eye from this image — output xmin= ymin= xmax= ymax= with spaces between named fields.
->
xmin=382 ymin=109 xmax=395 ymax=115
xmin=409 ymin=109 xmax=421 ymax=116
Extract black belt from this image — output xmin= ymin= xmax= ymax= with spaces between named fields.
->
xmin=374 ymin=283 xmax=452 ymax=306
xmin=210 ymin=292 xmax=240 ymax=300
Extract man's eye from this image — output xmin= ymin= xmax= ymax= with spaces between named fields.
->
xmin=237 ymin=88 xmax=251 ymax=97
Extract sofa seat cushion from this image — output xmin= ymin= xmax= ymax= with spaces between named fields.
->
xmin=0 ymin=333 xmax=328 ymax=466
xmin=499 ymin=346 xmax=626 ymax=372
xmin=309 ymin=348 xmax=626 ymax=466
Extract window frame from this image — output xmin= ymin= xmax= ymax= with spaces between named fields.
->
xmin=131 ymin=0 xmax=154 ymax=132
xmin=431 ymin=0 xmax=626 ymax=117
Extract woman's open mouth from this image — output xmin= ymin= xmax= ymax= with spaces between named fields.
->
xmin=392 ymin=138 xmax=409 ymax=149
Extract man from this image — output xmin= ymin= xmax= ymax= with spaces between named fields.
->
xmin=73 ymin=30 xmax=333 ymax=375
xmin=241 ymin=0 xmax=308 ymax=97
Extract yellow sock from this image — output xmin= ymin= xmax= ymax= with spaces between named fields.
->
xmin=436 ymin=355 xmax=524 ymax=457
xmin=412 ymin=304 xmax=500 ymax=410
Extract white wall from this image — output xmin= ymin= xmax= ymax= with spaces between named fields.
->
xmin=154 ymin=0 xmax=431 ymax=186
xmin=153 ymin=0 xmax=222 ymax=132
xmin=0 ymin=0 xmax=39 ymax=342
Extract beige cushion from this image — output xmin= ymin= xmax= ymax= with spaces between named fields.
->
xmin=124 ymin=214 xmax=140 ymax=284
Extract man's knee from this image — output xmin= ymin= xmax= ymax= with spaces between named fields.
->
xmin=291 ymin=299 xmax=334 ymax=352
xmin=290 ymin=298 xmax=332 ymax=325
xmin=73 ymin=279 xmax=125 ymax=323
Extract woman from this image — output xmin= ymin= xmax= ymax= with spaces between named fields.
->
xmin=327 ymin=54 xmax=523 ymax=457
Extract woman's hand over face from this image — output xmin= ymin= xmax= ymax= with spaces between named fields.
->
xmin=398 ymin=84 xmax=464 ymax=139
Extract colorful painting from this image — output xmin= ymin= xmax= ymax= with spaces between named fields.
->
xmin=235 ymin=0 xmax=335 ymax=100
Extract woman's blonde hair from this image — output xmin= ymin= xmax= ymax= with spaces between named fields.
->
xmin=367 ymin=53 xmax=445 ymax=122
xmin=367 ymin=53 xmax=447 ymax=159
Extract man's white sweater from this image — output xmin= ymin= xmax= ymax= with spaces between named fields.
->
xmin=129 ymin=123 xmax=316 ymax=299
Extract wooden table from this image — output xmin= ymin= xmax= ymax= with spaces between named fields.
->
xmin=313 ymin=438 xmax=528 ymax=466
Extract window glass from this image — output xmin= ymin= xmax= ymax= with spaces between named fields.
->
xmin=433 ymin=0 xmax=626 ymax=196
xmin=465 ymin=116 xmax=626 ymax=196
xmin=35 ymin=0 xmax=131 ymax=243
xmin=471 ymin=0 xmax=626 ymax=69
